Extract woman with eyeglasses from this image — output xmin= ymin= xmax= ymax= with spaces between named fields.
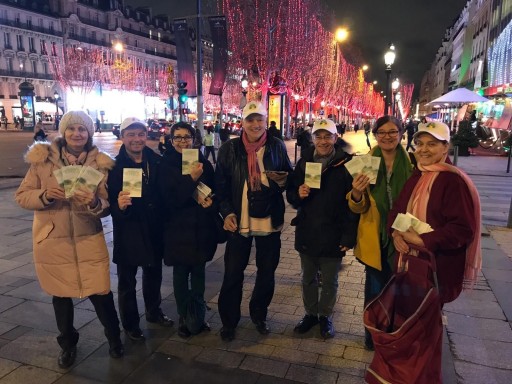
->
xmin=15 ymin=110 xmax=123 ymax=369
xmin=346 ymin=115 xmax=414 ymax=350
xmin=158 ymin=122 xmax=218 ymax=337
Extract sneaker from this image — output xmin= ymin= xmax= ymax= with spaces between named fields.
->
xmin=319 ymin=316 xmax=335 ymax=339
xmin=220 ymin=327 xmax=235 ymax=342
xmin=57 ymin=346 xmax=77 ymax=369
xmin=125 ymin=328 xmax=145 ymax=342
xmin=146 ymin=312 xmax=174 ymax=327
xmin=294 ymin=314 xmax=319 ymax=334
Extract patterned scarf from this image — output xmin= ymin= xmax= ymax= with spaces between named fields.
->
xmin=242 ymin=130 xmax=267 ymax=191
xmin=407 ymin=156 xmax=482 ymax=286
xmin=61 ymin=146 xmax=87 ymax=166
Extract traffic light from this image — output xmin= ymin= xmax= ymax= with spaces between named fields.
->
xmin=177 ymin=81 xmax=188 ymax=104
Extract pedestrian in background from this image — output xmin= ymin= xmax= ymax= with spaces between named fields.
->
xmin=364 ymin=120 xmax=372 ymax=150
xmin=219 ymin=122 xmax=231 ymax=146
xmin=287 ymin=118 xmax=358 ymax=339
xmin=214 ymin=120 xmax=221 ymax=149
xmin=267 ymin=120 xmax=281 ymax=140
xmin=158 ymin=122 xmax=219 ymax=337
xmin=108 ymin=117 xmax=173 ymax=343
xmin=15 ymin=110 xmax=124 ymax=369
xmin=405 ymin=119 xmax=416 ymax=152
xmin=33 ymin=119 xmax=47 ymax=141
xmin=296 ymin=123 xmax=313 ymax=159
xmin=215 ymin=101 xmax=293 ymax=342
xmin=203 ymin=126 xmax=216 ymax=164
xmin=347 ymin=115 xmax=414 ymax=350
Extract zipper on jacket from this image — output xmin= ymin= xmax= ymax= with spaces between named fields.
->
xmin=69 ymin=208 xmax=83 ymax=298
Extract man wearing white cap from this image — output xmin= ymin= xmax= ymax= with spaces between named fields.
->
xmin=286 ymin=118 xmax=358 ymax=339
xmin=107 ymin=117 xmax=173 ymax=342
xmin=215 ymin=101 xmax=293 ymax=341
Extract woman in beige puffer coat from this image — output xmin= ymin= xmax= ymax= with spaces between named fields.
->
xmin=15 ymin=110 xmax=124 ymax=369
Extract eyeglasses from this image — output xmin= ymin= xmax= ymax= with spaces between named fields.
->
xmin=375 ymin=130 xmax=399 ymax=138
xmin=313 ymin=134 xmax=335 ymax=141
xmin=172 ymin=135 xmax=193 ymax=142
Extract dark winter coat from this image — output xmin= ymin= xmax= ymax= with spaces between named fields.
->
xmin=108 ymin=146 xmax=163 ymax=266
xmin=215 ymin=136 xmax=293 ymax=228
xmin=286 ymin=145 xmax=359 ymax=258
xmin=158 ymin=146 xmax=218 ymax=266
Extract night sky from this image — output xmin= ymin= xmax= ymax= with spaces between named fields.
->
xmin=124 ymin=0 xmax=468 ymax=96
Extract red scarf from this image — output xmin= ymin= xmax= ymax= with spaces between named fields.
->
xmin=407 ymin=156 xmax=482 ymax=286
xmin=242 ymin=130 xmax=267 ymax=191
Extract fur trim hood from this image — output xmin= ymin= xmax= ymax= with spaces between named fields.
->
xmin=24 ymin=137 xmax=115 ymax=170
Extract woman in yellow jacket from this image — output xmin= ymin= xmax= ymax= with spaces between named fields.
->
xmin=347 ymin=115 xmax=414 ymax=350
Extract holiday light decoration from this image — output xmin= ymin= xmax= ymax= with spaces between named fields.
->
xmin=220 ymin=0 xmax=384 ymax=117
xmin=488 ymin=19 xmax=512 ymax=87
xmin=50 ymin=46 xmax=170 ymax=99
xmin=399 ymin=83 xmax=414 ymax=119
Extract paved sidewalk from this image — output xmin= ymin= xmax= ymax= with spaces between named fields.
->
xmin=0 ymin=146 xmax=510 ymax=383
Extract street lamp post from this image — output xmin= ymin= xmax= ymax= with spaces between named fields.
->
xmin=240 ymin=75 xmax=248 ymax=116
xmin=384 ymin=43 xmax=396 ymax=116
xmin=391 ymin=78 xmax=400 ymax=117
xmin=294 ymin=94 xmax=300 ymax=134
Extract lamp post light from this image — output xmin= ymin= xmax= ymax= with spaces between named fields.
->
xmin=391 ymin=78 xmax=400 ymax=117
xmin=384 ymin=43 xmax=396 ymax=115
xmin=53 ymin=92 xmax=59 ymax=118
xmin=294 ymin=94 xmax=300 ymax=132
xmin=240 ymin=75 xmax=248 ymax=115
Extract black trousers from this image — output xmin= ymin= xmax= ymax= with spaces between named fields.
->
xmin=218 ymin=232 xmax=281 ymax=328
xmin=204 ymin=146 xmax=216 ymax=163
xmin=52 ymin=292 xmax=120 ymax=350
xmin=117 ymin=263 xmax=163 ymax=331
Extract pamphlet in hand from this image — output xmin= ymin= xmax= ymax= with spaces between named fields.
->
xmin=72 ymin=166 xmax=105 ymax=194
xmin=391 ymin=212 xmax=433 ymax=234
xmin=53 ymin=168 xmax=64 ymax=186
xmin=182 ymin=149 xmax=199 ymax=175
xmin=61 ymin=166 xmax=82 ymax=198
xmin=305 ymin=162 xmax=322 ymax=189
xmin=345 ymin=155 xmax=381 ymax=184
xmin=122 ymin=168 xmax=143 ymax=198
xmin=193 ymin=181 xmax=212 ymax=204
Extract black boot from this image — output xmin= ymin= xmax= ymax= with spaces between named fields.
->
xmin=108 ymin=337 xmax=124 ymax=358
xmin=58 ymin=346 xmax=77 ymax=369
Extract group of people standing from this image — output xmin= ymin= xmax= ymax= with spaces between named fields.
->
xmin=16 ymin=104 xmax=481 ymax=381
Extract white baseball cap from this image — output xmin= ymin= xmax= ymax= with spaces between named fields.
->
xmin=242 ymin=101 xmax=267 ymax=120
xmin=414 ymin=121 xmax=450 ymax=142
xmin=120 ymin=117 xmax=147 ymax=134
xmin=312 ymin=119 xmax=337 ymax=135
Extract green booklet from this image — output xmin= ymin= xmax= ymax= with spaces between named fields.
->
xmin=305 ymin=162 xmax=322 ymax=189
xmin=122 ymin=168 xmax=143 ymax=198
xmin=182 ymin=149 xmax=199 ymax=175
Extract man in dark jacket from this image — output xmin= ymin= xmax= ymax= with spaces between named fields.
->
xmin=108 ymin=117 xmax=173 ymax=342
xmin=405 ymin=119 xmax=416 ymax=151
xmin=215 ymin=101 xmax=293 ymax=342
xmin=286 ymin=118 xmax=359 ymax=339
xmin=267 ymin=120 xmax=281 ymax=140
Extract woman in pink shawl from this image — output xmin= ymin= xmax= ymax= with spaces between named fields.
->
xmin=388 ymin=121 xmax=481 ymax=382
xmin=389 ymin=120 xmax=481 ymax=302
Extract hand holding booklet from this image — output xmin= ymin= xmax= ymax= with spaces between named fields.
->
xmin=182 ymin=149 xmax=199 ymax=175
xmin=54 ymin=166 xmax=104 ymax=198
xmin=304 ymin=162 xmax=322 ymax=189
xmin=391 ymin=212 xmax=433 ymax=234
xmin=345 ymin=155 xmax=381 ymax=184
xmin=122 ymin=168 xmax=143 ymax=198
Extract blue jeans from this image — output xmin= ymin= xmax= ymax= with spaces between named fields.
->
xmin=218 ymin=232 xmax=281 ymax=328
xmin=300 ymin=253 xmax=341 ymax=317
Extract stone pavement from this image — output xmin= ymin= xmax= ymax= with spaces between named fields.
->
xmin=0 ymin=142 xmax=510 ymax=383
